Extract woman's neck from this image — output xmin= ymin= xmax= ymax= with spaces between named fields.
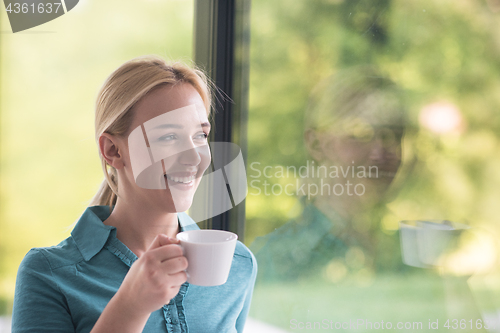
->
xmin=102 ymin=198 xmax=179 ymax=258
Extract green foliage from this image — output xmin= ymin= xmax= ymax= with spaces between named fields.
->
xmin=0 ymin=297 xmax=8 ymax=316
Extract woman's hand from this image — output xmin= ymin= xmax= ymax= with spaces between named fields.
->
xmin=118 ymin=234 xmax=188 ymax=314
xmin=91 ymin=234 xmax=187 ymax=333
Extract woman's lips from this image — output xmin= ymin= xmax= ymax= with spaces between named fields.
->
xmin=367 ymin=170 xmax=397 ymax=179
xmin=164 ymin=171 xmax=198 ymax=191
xmin=165 ymin=173 xmax=196 ymax=184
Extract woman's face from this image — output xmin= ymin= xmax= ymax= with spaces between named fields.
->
xmin=309 ymin=110 xmax=404 ymax=199
xmin=118 ymin=83 xmax=211 ymax=212
xmin=322 ymin=120 xmax=403 ymax=182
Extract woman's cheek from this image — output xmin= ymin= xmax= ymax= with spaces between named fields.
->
xmin=198 ymin=145 xmax=211 ymax=176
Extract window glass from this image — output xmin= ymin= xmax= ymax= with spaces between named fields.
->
xmin=0 ymin=0 xmax=194 ymax=316
xmin=246 ymin=0 xmax=500 ymax=331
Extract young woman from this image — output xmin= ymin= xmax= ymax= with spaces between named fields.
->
xmin=11 ymin=55 xmax=257 ymax=333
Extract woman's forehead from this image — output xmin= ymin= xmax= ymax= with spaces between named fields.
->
xmin=132 ymin=83 xmax=208 ymax=125
xmin=142 ymin=104 xmax=209 ymax=132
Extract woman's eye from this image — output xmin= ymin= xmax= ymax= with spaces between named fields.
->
xmin=158 ymin=134 xmax=177 ymax=142
xmin=195 ymin=132 xmax=209 ymax=140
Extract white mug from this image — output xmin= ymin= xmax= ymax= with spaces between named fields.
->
xmin=400 ymin=220 xmax=468 ymax=268
xmin=176 ymin=229 xmax=238 ymax=286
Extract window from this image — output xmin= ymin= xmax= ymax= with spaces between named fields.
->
xmin=245 ymin=0 xmax=500 ymax=331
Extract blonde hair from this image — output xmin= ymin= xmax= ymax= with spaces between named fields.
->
xmin=305 ymin=66 xmax=405 ymax=133
xmin=90 ymin=55 xmax=213 ymax=207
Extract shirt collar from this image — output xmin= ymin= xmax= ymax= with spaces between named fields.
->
xmin=71 ymin=206 xmax=115 ymax=261
xmin=178 ymin=211 xmax=200 ymax=231
xmin=71 ymin=206 xmax=200 ymax=262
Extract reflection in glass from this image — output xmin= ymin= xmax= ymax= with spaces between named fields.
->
xmin=245 ymin=0 xmax=500 ymax=330
xmin=248 ymin=67 xmax=487 ymax=332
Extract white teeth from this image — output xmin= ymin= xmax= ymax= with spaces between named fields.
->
xmin=380 ymin=171 xmax=396 ymax=178
xmin=166 ymin=174 xmax=196 ymax=184
xmin=367 ymin=171 xmax=396 ymax=179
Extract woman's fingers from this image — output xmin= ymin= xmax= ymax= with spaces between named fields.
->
xmin=146 ymin=234 xmax=180 ymax=251
xmin=115 ymin=234 xmax=188 ymax=315
xmin=141 ymin=241 xmax=188 ymax=277
xmin=145 ymin=244 xmax=184 ymax=264
xmin=140 ymin=234 xmax=187 ymax=289
xmin=166 ymin=270 xmax=188 ymax=287
xmin=161 ymin=256 xmax=188 ymax=275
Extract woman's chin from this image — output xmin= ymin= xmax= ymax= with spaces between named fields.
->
xmin=165 ymin=178 xmax=201 ymax=212
xmin=168 ymin=196 xmax=194 ymax=213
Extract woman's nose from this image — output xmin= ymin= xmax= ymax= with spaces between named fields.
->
xmin=178 ymin=144 xmax=202 ymax=166
xmin=368 ymin=136 xmax=402 ymax=163
xmin=368 ymin=138 xmax=385 ymax=162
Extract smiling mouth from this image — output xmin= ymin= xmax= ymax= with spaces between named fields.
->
xmin=164 ymin=174 xmax=196 ymax=184
xmin=367 ymin=171 xmax=397 ymax=179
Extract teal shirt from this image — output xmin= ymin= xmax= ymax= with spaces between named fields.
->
xmin=248 ymin=201 xmax=480 ymax=332
xmin=11 ymin=206 xmax=257 ymax=333
xmin=250 ymin=199 xmax=405 ymax=282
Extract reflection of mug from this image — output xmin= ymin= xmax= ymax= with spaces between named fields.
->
xmin=176 ymin=230 xmax=238 ymax=286
xmin=399 ymin=220 xmax=469 ymax=268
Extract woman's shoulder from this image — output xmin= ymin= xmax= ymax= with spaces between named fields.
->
xmin=234 ymin=240 xmax=254 ymax=259
xmin=13 ymin=243 xmax=77 ymax=332
xmin=232 ymin=241 xmax=258 ymax=278
xmin=19 ymin=236 xmax=84 ymax=272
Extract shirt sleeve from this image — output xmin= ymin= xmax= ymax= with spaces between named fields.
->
xmin=11 ymin=249 xmax=75 ymax=333
xmin=235 ymin=250 xmax=258 ymax=333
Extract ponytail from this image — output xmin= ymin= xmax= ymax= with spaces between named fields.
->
xmin=90 ymin=160 xmax=118 ymax=207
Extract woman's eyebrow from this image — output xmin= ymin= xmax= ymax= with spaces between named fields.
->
xmin=150 ymin=122 xmax=211 ymax=130
xmin=151 ymin=124 xmax=183 ymax=130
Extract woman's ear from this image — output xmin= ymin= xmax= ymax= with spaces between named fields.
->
xmin=99 ymin=133 xmax=125 ymax=169
xmin=304 ymin=129 xmax=325 ymax=162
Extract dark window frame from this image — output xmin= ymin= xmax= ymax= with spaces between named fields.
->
xmin=194 ymin=0 xmax=250 ymax=241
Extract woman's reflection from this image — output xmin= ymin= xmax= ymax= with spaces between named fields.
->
xmin=252 ymin=67 xmax=406 ymax=281
xmin=249 ymin=67 xmax=483 ymax=332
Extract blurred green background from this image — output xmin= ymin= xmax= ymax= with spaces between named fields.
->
xmin=1 ymin=0 xmax=500 ymax=329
